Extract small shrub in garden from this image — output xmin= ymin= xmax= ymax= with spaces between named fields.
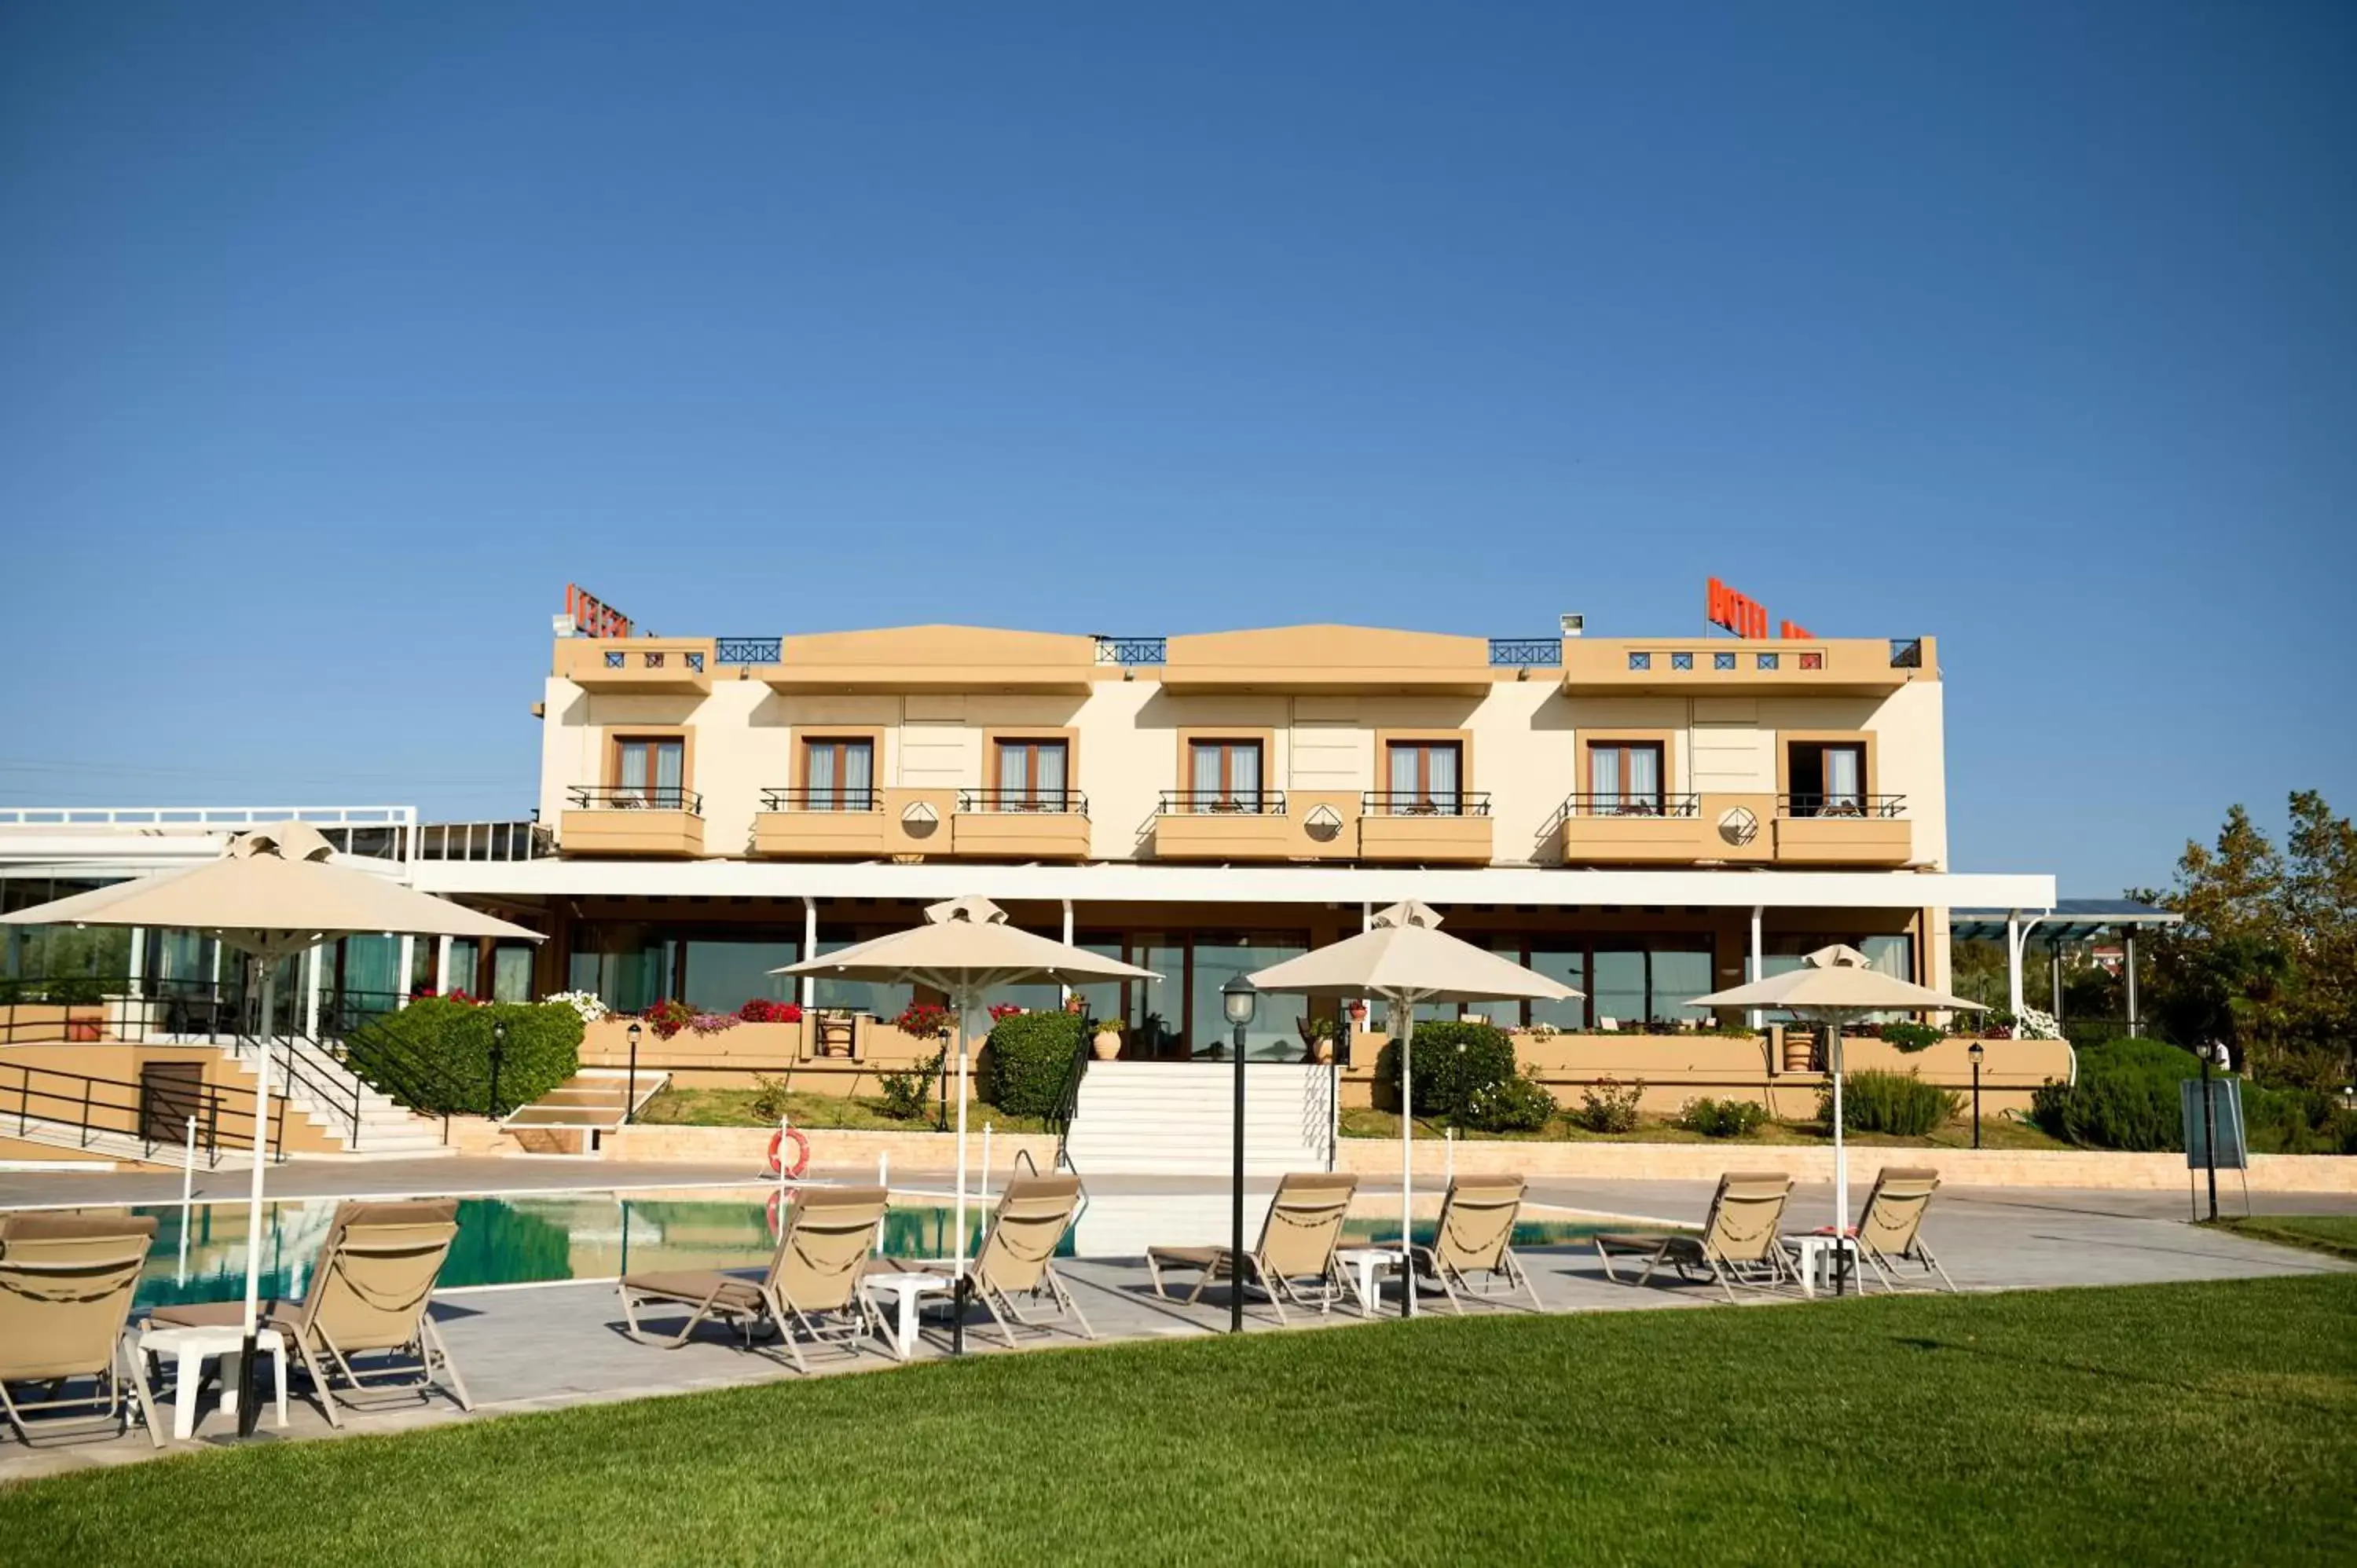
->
xmin=1573 ymin=1076 xmax=1644 ymax=1134
xmin=1463 ymin=1075 xmax=1556 ymax=1133
xmin=1879 ymin=1022 xmax=1944 ymax=1053
xmin=749 ymin=1073 xmax=793 ymax=1124
xmin=1374 ymin=1022 xmax=1516 ymax=1120
xmin=878 ymin=1050 xmax=944 ymax=1122
xmin=981 ymin=1010 xmax=1084 ymax=1116
xmin=1677 ymin=1097 xmax=1767 ymax=1138
xmin=2030 ymin=1036 xmax=2198 ymax=1151
xmin=1823 ymin=1069 xmax=1961 ymax=1137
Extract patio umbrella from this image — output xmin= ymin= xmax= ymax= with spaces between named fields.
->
xmin=777 ymin=896 xmax=1156 ymax=1277
xmin=1248 ymin=900 xmax=1578 ymax=1318
xmin=0 ymin=819 xmax=539 ymax=1431
xmin=1685 ymin=944 xmax=1983 ymax=1284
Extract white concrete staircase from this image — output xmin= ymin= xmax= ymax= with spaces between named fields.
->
xmin=1063 ymin=1061 xmax=1336 ymax=1176
xmin=218 ymin=1036 xmax=454 ymax=1158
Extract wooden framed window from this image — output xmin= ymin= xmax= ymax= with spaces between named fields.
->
xmin=801 ymin=737 xmax=876 ymax=811
xmin=611 ymin=736 xmax=686 ymax=808
xmin=992 ymin=738 xmax=1072 ymax=811
xmin=1382 ymin=741 xmax=1463 ymax=815
xmin=1186 ymin=739 xmax=1264 ymax=813
xmin=1587 ymin=742 xmax=1664 ymax=815
xmin=1787 ymin=742 xmax=1867 ymax=816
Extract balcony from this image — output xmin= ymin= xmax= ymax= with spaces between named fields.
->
xmin=1151 ymin=790 xmax=1294 ymax=860
xmin=1556 ymin=794 xmax=1713 ymax=864
xmin=558 ymin=786 xmax=705 ymax=858
xmin=951 ymin=790 xmax=1092 ymax=860
xmin=1772 ymin=795 xmax=1914 ymax=866
xmin=751 ymin=789 xmax=891 ymax=859
xmin=555 ymin=638 xmax=715 ymax=696
xmin=1560 ymin=637 xmax=1934 ymax=697
xmin=1356 ymin=793 xmax=1494 ymax=864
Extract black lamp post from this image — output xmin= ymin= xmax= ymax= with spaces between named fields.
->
xmin=488 ymin=1019 xmax=508 ymax=1119
xmin=1222 ymin=975 xmax=1257 ymax=1335
xmin=625 ymin=1021 xmax=643 ymax=1124
xmin=1967 ymin=1040 xmax=1985 ymax=1150
xmin=2198 ymin=1039 xmax=2223 ymax=1222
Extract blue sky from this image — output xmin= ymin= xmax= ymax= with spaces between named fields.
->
xmin=2 ymin=2 xmax=2351 ymax=894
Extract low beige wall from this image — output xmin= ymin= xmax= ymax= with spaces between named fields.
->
xmin=603 ymin=1123 xmax=1059 ymax=1172
xmin=0 ymin=1042 xmax=346 ymax=1156
xmin=581 ymin=1016 xmax=968 ymax=1083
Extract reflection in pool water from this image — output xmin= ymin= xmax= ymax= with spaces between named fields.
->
xmin=123 ymin=1192 xmax=1614 ymax=1310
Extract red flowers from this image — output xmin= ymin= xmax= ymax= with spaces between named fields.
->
xmin=737 ymin=998 xmax=805 ymax=1024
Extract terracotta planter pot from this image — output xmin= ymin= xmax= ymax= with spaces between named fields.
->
xmin=1091 ymin=1030 xmax=1121 ymax=1061
xmin=1307 ymin=1037 xmax=1335 ymax=1064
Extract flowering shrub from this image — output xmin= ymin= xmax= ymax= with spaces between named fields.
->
xmin=2012 ymin=1006 xmax=2063 ymax=1041
xmin=541 ymin=990 xmax=610 ymax=1026
xmin=1676 ymin=1097 xmax=1767 ymax=1138
xmin=896 ymin=1002 xmax=954 ymax=1040
xmin=1462 ymin=1075 xmax=1556 ymax=1133
xmin=988 ymin=1003 xmax=1026 ymax=1021
xmin=688 ymin=1012 xmax=737 ymax=1035
xmin=1573 ymin=1076 xmax=1645 ymax=1134
xmin=412 ymin=987 xmax=482 ymax=1006
xmin=737 ymin=998 xmax=804 ymax=1024
xmin=641 ymin=998 xmax=695 ymax=1039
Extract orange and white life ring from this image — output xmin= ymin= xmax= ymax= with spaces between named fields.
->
xmin=765 ymin=1125 xmax=811 ymax=1178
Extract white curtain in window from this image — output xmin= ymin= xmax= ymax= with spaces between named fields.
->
xmin=1036 ymin=743 xmax=1066 ymax=804
xmin=1388 ymin=746 xmax=1417 ymax=812
xmin=1001 ymin=745 xmax=1029 ymax=800
xmin=654 ymin=742 xmax=684 ymax=801
xmin=1592 ymin=746 xmax=1621 ymax=810
xmin=807 ymin=744 xmax=837 ymax=809
xmin=619 ymin=744 xmax=650 ymax=800
xmin=844 ymin=742 xmax=872 ymax=805
xmin=1190 ymin=742 xmax=1220 ymax=808
xmin=1824 ymin=746 xmax=1862 ymax=806
xmin=1428 ymin=745 xmax=1459 ymax=812
xmin=1626 ymin=745 xmax=1658 ymax=805
xmin=1230 ymin=744 xmax=1260 ymax=808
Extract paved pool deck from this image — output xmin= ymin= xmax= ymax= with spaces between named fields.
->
xmin=0 ymin=1159 xmax=2348 ymax=1484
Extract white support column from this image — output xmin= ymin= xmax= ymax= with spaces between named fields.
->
xmin=1747 ymin=905 xmax=1764 ymax=1031
xmin=127 ymin=925 xmax=147 ymax=990
xmin=435 ymin=935 xmax=454 ymax=995
xmin=800 ymin=898 xmax=819 ymax=1010
xmin=2123 ymin=929 xmax=2139 ymax=1036
xmin=396 ymin=936 xmax=416 ymax=1008
xmin=1059 ymin=899 xmax=1075 ymax=1005
xmin=302 ymin=947 xmax=323 ymax=1039
xmin=2005 ymin=913 xmax=2026 ymax=1017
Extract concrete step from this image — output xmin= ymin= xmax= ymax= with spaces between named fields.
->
xmin=1066 ymin=1062 xmax=1333 ymax=1176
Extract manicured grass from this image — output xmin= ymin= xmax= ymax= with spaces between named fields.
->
xmin=5 ymin=1276 xmax=2351 ymax=1566
xmin=2211 ymin=1214 xmax=2357 ymax=1262
xmin=1340 ymin=1105 xmax=2067 ymax=1150
xmin=636 ymin=1086 xmax=1049 ymax=1135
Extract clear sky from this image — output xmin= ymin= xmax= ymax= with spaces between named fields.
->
xmin=2 ymin=2 xmax=2352 ymax=895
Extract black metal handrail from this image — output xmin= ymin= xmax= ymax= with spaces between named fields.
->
xmin=1093 ymin=636 xmax=1167 ymax=665
xmin=716 ymin=636 xmax=782 ymax=665
xmin=334 ymin=1014 xmax=464 ymax=1142
xmin=566 ymin=785 xmax=704 ymax=814
xmin=955 ymin=789 xmax=1090 ymax=815
xmin=1361 ymin=791 xmax=1493 ymax=818
xmin=1047 ymin=1029 xmax=1092 ymax=1175
xmin=3 ymin=1060 xmax=279 ymax=1163
xmin=1157 ymin=789 xmax=1287 ymax=815
xmin=1486 ymin=637 xmax=1562 ymax=667
xmin=1561 ymin=793 xmax=1700 ymax=819
xmin=758 ymin=787 xmax=881 ymax=811
xmin=1777 ymin=793 xmax=1907 ymax=819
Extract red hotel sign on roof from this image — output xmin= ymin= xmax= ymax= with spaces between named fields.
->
xmin=1706 ymin=577 xmax=1815 ymax=640
xmin=566 ymin=584 xmax=633 ymax=639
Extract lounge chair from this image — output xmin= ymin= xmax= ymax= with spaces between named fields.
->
xmin=881 ymin=1173 xmax=1091 ymax=1350
xmin=0 ymin=1211 xmax=163 ymax=1448
xmin=1841 ymin=1166 xmax=1956 ymax=1293
xmin=1409 ymin=1174 xmax=1542 ymax=1313
xmin=1145 ymin=1171 xmax=1358 ymax=1322
xmin=1593 ymin=1171 xmax=1797 ymax=1302
xmin=621 ymin=1185 xmax=887 ymax=1371
xmin=148 ymin=1199 xmax=469 ymax=1427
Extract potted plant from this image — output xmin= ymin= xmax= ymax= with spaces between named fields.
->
xmin=1297 ymin=1013 xmax=1337 ymax=1064
xmin=1090 ymin=1017 xmax=1123 ymax=1061
xmin=1346 ymin=998 xmax=1368 ymax=1028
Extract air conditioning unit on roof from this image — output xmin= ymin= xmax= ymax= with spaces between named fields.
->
xmin=1559 ymin=613 xmax=1585 ymax=637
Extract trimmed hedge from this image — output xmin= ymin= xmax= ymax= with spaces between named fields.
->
xmin=981 ymin=1011 xmax=1084 ymax=1118
xmin=345 ymin=998 xmax=583 ymax=1116
xmin=1823 ymin=1069 xmax=1960 ymax=1137
xmin=1375 ymin=1021 xmax=1516 ymax=1122
xmin=2033 ymin=1037 xmax=2357 ymax=1155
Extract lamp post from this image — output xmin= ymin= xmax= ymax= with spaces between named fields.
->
xmin=488 ymin=1018 xmax=508 ymax=1119
xmin=1967 ymin=1040 xmax=1985 ymax=1150
xmin=2198 ymin=1039 xmax=2223 ymax=1222
xmin=1222 ymin=975 xmax=1257 ymax=1335
xmin=625 ymin=1021 xmax=643 ymax=1125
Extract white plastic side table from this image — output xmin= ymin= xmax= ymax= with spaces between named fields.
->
xmin=138 ymin=1323 xmax=289 ymax=1440
xmin=862 ymin=1272 xmax=953 ymax=1361
xmin=1784 ymin=1235 xmax=1860 ymax=1299
xmin=1334 ymin=1248 xmax=1404 ymax=1317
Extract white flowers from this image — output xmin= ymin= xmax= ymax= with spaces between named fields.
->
xmin=2012 ymin=1005 xmax=2063 ymax=1040
xmin=542 ymin=990 xmax=610 ymax=1025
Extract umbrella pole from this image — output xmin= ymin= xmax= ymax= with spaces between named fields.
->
xmin=1831 ymin=1022 xmax=1849 ymax=1296
xmin=239 ymin=953 xmax=274 ymax=1437
xmin=1398 ymin=1004 xmax=1414 ymax=1321
xmin=953 ymin=987 xmax=977 ymax=1278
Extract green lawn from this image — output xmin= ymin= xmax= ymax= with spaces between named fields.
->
xmin=4 ymin=1276 xmax=2351 ymax=1566
xmin=2211 ymin=1214 xmax=2357 ymax=1262
xmin=636 ymin=1086 xmax=1050 ymax=1135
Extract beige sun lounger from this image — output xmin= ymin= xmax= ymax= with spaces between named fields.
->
xmin=621 ymin=1185 xmax=887 ymax=1372
xmin=0 ymin=1211 xmax=163 ymax=1449
xmin=878 ymin=1173 xmax=1091 ymax=1351
xmin=1145 ymin=1171 xmax=1358 ymax=1323
xmin=1842 ymin=1167 xmax=1956 ymax=1293
xmin=1409 ymin=1174 xmax=1542 ymax=1313
xmin=1593 ymin=1171 xmax=1798 ymax=1302
xmin=148 ymin=1199 xmax=469 ymax=1427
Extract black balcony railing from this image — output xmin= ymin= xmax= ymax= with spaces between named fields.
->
xmin=956 ymin=789 xmax=1090 ymax=815
xmin=717 ymin=636 xmax=782 ymax=665
xmin=1157 ymin=789 xmax=1287 ymax=815
xmin=1777 ymin=793 xmax=1907 ymax=819
xmin=1094 ymin=636 xmax=1168 ymax=665
xmin=1360 ymin=791 xmax=1494 ymax=817
xmin=1560 ymin=793 xmax=1701 ymax=819
xmin=1486 ymin=638 xmax=1562 ymax=667
xmin=759 ymin=787 xmax=881 ymax=812
xmin=566 ymin=785 xmax=703 ymax=814
xmin=1888 ymin=638 xmax=1923 ymax=669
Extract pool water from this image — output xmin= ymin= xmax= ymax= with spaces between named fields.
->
xmin=125 ymin=1192 xmax=1615 ymax=1310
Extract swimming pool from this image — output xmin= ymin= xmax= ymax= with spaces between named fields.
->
xmin=123 ymin=1190 xmax=1618 ymax=1310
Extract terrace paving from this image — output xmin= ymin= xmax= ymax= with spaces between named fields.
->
xmin=1 ymin=1161 xmax=2347 ymax=1483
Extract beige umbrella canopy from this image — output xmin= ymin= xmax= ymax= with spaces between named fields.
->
xmin=1 ymin=819 xmax=540 ymax=1432
xmin=1249 ymin=899 xmax=1578 ymax=1317
xmin=778 ymin=896 xmax=1157 ymax=1273
xmin=1687 ymin=943 xmax=1983 ymax=1254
